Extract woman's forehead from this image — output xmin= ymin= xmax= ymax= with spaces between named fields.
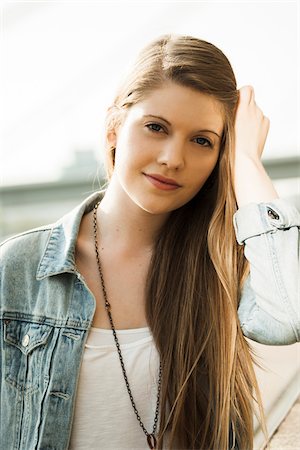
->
xmin=128 ymin=83 xmax=224 ymax=135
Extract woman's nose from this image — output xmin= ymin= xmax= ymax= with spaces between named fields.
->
xmin=156 ymin=138 xmax=185 ymax=170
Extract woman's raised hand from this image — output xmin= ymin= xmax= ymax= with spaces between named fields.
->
xmin=232 ymin=86 xmax=279 ymax=207
xmin=234 ymin=86 xmax=270 ymax=162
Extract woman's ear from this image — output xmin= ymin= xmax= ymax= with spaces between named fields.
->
xmin=106 ymin=129 xmax=117 ymax=149
xmin=105 ymin=104 xmax=123 ymax=149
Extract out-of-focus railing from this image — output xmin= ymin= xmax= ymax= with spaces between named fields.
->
xmin=0 ymin=155 xmax=299 ymax=242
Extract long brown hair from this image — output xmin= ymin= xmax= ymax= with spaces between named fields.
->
xmin=103 ymin=34 xmax=269 ymax=450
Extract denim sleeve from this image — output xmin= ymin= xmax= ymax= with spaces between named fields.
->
xmin=233 ymin=198 xmax=300 ymax=345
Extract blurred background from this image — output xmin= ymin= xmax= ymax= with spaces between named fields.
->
xmin=0 ymin=1 xmax=299 ymax=448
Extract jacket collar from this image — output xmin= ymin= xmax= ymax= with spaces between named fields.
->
xmin=36 ymin=189 xmax=106 ymax=280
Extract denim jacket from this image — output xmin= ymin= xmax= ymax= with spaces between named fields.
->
xmin=0 ymin=189 xmax=299 ymax=450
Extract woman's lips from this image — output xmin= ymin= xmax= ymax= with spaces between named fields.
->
xmin=144 ymin=174 xmax=181 ymax=191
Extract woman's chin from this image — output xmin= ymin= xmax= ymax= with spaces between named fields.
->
xmin=133 ymin=197 xmax=183 ymax=215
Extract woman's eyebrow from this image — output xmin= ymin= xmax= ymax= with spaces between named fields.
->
xmin=142 ymin=114 xmax=221 ymax=138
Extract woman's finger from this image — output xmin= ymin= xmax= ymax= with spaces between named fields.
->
xmin=238 ymin=85 xmax=254 ymax=105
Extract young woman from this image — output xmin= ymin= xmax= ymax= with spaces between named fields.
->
xmin=1 ymin=34 xmax=299 ymax=450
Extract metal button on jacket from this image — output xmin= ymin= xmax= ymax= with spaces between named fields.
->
xmin=22 ymin=334 xmax=30 ymax=347
xmin=267 ymin=208 xmax=280 ymax=220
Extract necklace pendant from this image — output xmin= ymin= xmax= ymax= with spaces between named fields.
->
xmin=147 ymin=433 xmax=157 ymax=449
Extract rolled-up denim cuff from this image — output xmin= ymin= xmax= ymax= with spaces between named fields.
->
xmin=233 ymin=198 xmax=300 ymax=245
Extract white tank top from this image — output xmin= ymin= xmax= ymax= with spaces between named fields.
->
xmin=68 ymin=326 xmax=167 ymax=449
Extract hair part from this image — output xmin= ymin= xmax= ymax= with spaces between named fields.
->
xmin=102 ymin=33 xmax=269 ymax=449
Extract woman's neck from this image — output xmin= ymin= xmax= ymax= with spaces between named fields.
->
xmin=95 ymin=179 xmax=170 ymax=256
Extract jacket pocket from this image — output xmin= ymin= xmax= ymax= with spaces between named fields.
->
xmin=3 ymin=319 xmax=53 ymax=394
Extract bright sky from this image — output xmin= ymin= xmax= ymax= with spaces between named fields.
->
xmin=1 ymin=0 xmax=299 ymax=186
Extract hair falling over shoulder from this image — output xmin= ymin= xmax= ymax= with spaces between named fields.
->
xmin=103 ymin=34 xmax=270 ymax=450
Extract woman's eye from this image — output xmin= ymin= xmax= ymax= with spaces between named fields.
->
xmin=145 ymin=123 xmax=164 ymax=133
xmin=194 ymin=137 xmax=213 ymax=148
xmin=145 ymin=124 xmax=212 ymax=148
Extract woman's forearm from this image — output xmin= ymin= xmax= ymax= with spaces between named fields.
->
xmin=234 ymin=155 xmax=279 ymax=208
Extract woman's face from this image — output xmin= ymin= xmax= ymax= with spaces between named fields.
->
xmin=109 ymin=81 xmax=224 ymax=214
